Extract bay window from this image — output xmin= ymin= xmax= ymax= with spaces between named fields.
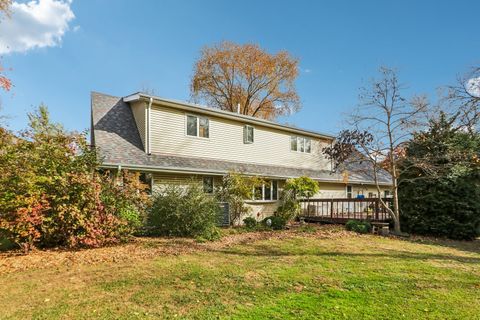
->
xmin=253 ymin=180 xmax=278 ymax=201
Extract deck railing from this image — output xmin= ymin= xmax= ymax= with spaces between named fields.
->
xmin=299 ymin=198 xmax=392 ymax=222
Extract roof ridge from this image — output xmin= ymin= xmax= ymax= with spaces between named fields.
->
xmin=91 ymin=91 xmax=120 ymax=99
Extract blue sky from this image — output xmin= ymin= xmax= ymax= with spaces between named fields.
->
xmin=0 ymin=0 xmax=478 ymax=136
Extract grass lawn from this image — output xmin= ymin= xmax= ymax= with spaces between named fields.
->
xmin=0 ymin=225 xmax=479 ymax=319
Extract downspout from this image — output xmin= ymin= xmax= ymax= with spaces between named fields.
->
xmin=146 ymin=97 xmax=153 ymax=155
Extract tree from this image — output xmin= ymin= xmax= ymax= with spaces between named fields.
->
xmin=191 ymin=41 xmax=300 ymax=120
xmin=215 ymin=172 xmax=262 ymax=224
xmin=323 ymin=67 xmax=427 ymax=234
xmin=283 ymin=176 xmax=319 ymax=200
xmin=0 ymin=0 xmax=12 ymax=92
xmin=0 ymin=0 xmax=11 ymax=16
xmin=398 ymin=112 xmax=480 ymax=240
xmin=277 ymin=176 xmax=320 ymax=221
xmin=444 ymin=66 xmax=480 ymax=132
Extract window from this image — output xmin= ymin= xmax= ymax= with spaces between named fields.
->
xmin=368 ymin=192 xmax=374 ymax=198
xmin=252 ymin=180 xmax=278 ymax=201
xmin=290 ymin=136 xmax=311 ymax=153
xmin=244 ymin=125 xmax=254 ymax=144
xmin=139 ymin=172 xmax=153 ymax=195
xmin=305 ymin=139 xmax=311 ymax=153
xmin=290 ymin=136 xmax=297 ymax=151
xmin=346 ymin=185 xmax=352 ymax=199
xmin=384 ymin=190 xmax=391 ymax=198
xmin=272 ymin=181 xmax=278 ymax=200
xmin=264 ymin=182 xmax=272 ymax=200
xmin=186 ymin=115 xmax=209 ymax=138
xmin=187 ymin=115 xmax=197 ymax=136
xmin=203 ymin=176 xmax=214 ymax=194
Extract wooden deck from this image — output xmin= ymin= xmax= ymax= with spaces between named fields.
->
xmin=299 ymin=197 xmax=392 ymax=224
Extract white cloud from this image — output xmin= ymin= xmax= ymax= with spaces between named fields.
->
xmin=0 ymin=0 xmax=75 ymax=54
xmin=467 ymin=77 xmax=480 ymax=98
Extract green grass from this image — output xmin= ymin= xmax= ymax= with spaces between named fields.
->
xmin=1 ymin=229 xmax=479 ymax=319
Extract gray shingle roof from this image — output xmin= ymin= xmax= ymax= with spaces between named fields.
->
xmin=91 ymin=92 xmax=392 ymax=185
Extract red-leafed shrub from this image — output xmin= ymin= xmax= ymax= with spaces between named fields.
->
xmin=0 ymin=106 xmax=149 ymax=252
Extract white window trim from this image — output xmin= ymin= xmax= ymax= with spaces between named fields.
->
xmin=290 ymin=135 xmax=312 ymax=154
xmin=346 ymin=185 xmax=353 ymax=198
xmin=251 ymin=181 xmax=279 ymax=202
xmin=185 ymin=114 xmax=210 ymax=139
xmin=244 ymin=125 xmax=254 ymax=144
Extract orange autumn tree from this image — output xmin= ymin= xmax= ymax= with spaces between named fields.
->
xmin=0 ymin=0 xmax=12 ymax=91
xmin=191 ymin=41 xmax=300 ymax=120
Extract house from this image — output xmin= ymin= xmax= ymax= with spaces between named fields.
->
xmin=91 ymin=92 xmax=392 ymax=221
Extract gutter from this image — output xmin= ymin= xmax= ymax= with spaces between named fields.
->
xmin=99 ymin=162 xmax=393 ymax=186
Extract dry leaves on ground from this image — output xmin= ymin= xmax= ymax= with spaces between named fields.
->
xmin=0 ymin=225 xmax=355 ymax=275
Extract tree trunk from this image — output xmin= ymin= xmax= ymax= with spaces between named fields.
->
xmin=392 ymin=176 xmax=401 ymax=234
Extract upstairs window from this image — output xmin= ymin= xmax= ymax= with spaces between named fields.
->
xmin=244 ymin=125 xmax=254 ymax=144
xmin=290 ymin=136 xmax=311 ymax=153
xmin=187 ymin=115 xmax=209 ymax=138
xmin=290 ymin=136 xmax=297 ymax=151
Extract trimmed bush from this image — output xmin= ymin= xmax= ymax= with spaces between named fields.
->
xmin=147 ymin=184 xmax=221 ymax=239
xmin=243 ymin=217 xmax=257 ymax=229
xmin=345 ymin=220 xmax=372 ymax=234
xmin=262 ymin=216 xmax=287 ymax=230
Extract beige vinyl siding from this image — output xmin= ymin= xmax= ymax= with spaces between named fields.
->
xmin=130 ymin=101 xmax=146 ymax=149
xmin=152 ymin=172 xmax=222 ymax=193
xmin=149 ymin=103 xmax=332 ymax=171
xmin=315 ymin=182 xmax=390 ymax=199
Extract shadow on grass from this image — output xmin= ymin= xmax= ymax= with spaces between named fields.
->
xmin=399 ymin=237 xmax=480 ymax=256
xmin=217 ymin=244 xmax=480 ymax=264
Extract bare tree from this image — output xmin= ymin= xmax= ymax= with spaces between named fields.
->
xmin=444 ymin=66 xmax=480 ymax=132
xmin=323 ymin=67 xmax=427 ymax=234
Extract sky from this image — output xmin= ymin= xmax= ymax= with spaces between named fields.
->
xmin=0 ymin=0 xmax=479 ymax=136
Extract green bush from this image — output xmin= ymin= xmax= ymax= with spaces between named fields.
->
xmin=277 ymin=176 xmax=319 ymax=222
xmin=345 ymin=220 xmax=371 ymax=234
xmin=262 ymin=216 xmax=287 ymax=230
xmin=147 ymin=184 xmax=221 ymax=239
xmin=276 ymin=189 xmax=301 ymax=221
xmin=243 ymin=217 xmax=257 ymax=229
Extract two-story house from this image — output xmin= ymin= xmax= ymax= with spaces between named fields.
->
xmin=91 ymin=92 xmax=391 ymax=221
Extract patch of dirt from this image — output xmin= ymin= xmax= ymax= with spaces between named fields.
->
xmin=0 ymin=225 xmax=356 ymax=275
